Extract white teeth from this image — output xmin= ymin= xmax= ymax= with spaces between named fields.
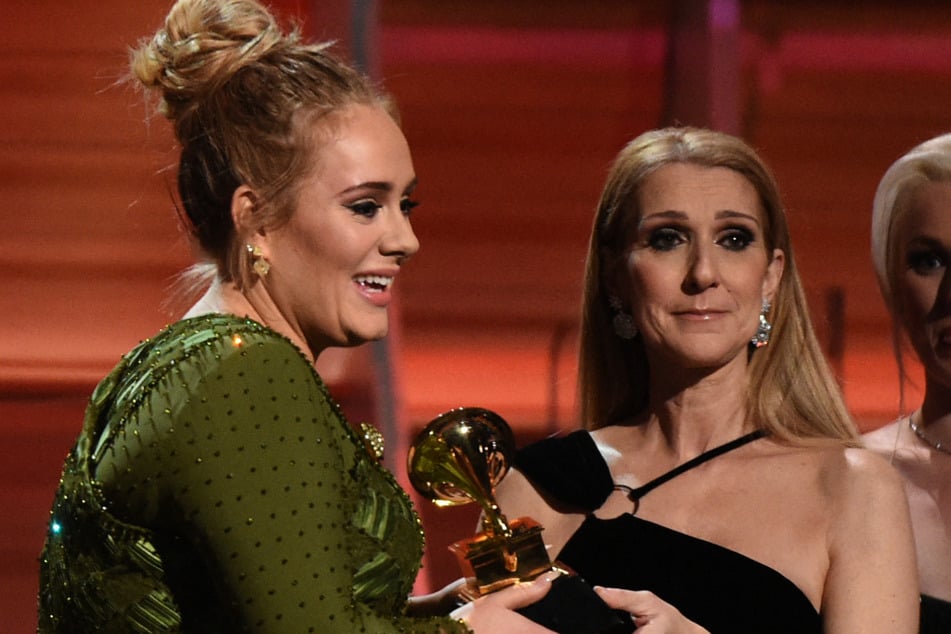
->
xmin=355 ymin=275 xmax=393 ymax=289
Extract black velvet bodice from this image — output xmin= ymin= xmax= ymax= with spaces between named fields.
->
xmin=516 ymin=430 xmax=822 ymax=634
xmin=921 ymin=593 xmax=951 ymax=633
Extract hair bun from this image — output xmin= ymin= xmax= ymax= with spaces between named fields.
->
xmin=131 ymin=0 xmax=291 ymax=120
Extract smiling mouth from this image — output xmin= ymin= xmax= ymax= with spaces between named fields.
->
xmin=355 ymin=275 xmax=394 ymax=292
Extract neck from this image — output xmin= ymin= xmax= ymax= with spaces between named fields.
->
xmin=643 ymin=356 xmax=753 ymax=457
xmin=184 ymin=277 xmax=318 ymax=365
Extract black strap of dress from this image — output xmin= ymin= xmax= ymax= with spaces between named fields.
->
xmin=614 ymin=428 xmax=768 ymax=513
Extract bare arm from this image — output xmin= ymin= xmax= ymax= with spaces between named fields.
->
xmin=494 ymin=468 xmax=584 ymax=560
xmin=821 ymin=448 xmax=919 ymax=633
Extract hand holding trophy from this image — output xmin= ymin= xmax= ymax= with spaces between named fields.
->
xmin=408 ymin=407 xmax=632 ymax=634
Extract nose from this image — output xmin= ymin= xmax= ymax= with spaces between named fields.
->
xmin=381 ymin=206 xmax=420 ymax=262
xmin=682 ymin=242 xmax=719 ymax=294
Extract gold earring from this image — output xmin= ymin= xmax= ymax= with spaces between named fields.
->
xmin=246 ymin=244 xmax=270 ymax=277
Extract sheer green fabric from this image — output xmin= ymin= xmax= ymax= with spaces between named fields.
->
xmin=39 ymin=314 xmax=467 ymax=633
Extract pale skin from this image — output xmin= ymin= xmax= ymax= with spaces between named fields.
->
xmin=186 ymin=102 xmax=554 ymax=632
xmin=185 ymin=104 xmax=421 ymax=362
xmin=864 ymin=180 xmax=951 ymax=603
xmin=496 ymin=163 xmax=919 ymax=632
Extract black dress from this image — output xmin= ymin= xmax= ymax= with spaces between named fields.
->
xmin=920 ymin=594 xmax=951 ymax=633
xmin=516 ymin=430 xmax=822 ymax=634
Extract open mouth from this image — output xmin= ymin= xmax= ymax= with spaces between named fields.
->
xmin=354 ymin=275 xmax=393 ymax=292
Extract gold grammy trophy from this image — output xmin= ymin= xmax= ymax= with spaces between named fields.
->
xmin=408 ymin=407 xmax=630 ymax=634
xmin=407 ymin=407 xmax=554 ymax=599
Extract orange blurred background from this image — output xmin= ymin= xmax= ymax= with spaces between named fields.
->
xmin=4 ymin=1 xmax=950 ymax=630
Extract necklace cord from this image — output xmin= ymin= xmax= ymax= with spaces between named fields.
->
xmin=613 ymin=428 xmax=769 ymax=512
xmin=909 ymin=416 xmax=951 ymax=456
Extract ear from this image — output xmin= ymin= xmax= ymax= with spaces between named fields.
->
xmin=231 ymin=185 xmax=269 ymax=254
xmin=762 ymin=248 xmax=785 ymax=303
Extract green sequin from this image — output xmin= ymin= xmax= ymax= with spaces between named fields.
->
xmin=38 ymin=314 xmax=468 ymax=633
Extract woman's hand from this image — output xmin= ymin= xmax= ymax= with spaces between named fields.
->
xmin=450 ymin=572 xmax=559 ymax=633
xmin=595 ymin=586 xmax=710 ymax=633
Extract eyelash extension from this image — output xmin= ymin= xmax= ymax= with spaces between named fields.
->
xmin=344 ymin=201 xmax=383 ymax=216
xmin=726 ymin=226 xmax=754 ymax=238
xmin=400 ymin=199 xmax=420 ymax=214
xmin=906 ymin=249 xmax=946 ymax=273
xmin=646 ymin=227 xmax=685 ymax=251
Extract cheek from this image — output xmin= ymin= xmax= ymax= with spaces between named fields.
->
xmin=627 ymin=262 xmax=676 ymax=306
xmin=895 ymin=279 xmax=939 ymax=362
xmin=896 ymin=275 xmax=936 ymax=325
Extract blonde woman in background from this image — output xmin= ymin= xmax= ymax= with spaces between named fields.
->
xmin=864 ymin=133 xmax=951 ymax=633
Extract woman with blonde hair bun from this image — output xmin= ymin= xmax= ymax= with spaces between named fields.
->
xmin=37 ymin=1 xmax=555 ymax=631
xmin=864 ymin=132 xmax=951 ymax=633
xmin=495 ymin=127 xmax=919 ymax=632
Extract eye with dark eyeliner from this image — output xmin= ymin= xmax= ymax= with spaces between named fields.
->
xmin=647 ymin=227 xmax=686 ymax=251
xmin=344 ymin=200 xmax=382 ymax=218
xmin=906 ymin=248 xmax=946 ymax=275
xmin=718 ymin=227 xmax=755 ymax=251
xmin=400 ymin=198 xmax=420 ymax=215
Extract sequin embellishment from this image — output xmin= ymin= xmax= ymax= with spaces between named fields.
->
xmin=360 ymin=422 xmax=386 ymax=461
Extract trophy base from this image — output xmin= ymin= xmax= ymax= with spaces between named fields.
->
xmin=515 ymin=574 xmax=634 ymax=634
xmin=451 ymin=517 xmax=553 ymax=597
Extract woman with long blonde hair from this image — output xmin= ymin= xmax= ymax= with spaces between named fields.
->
xmin=496 ymin=127 xmax=918 ymax=632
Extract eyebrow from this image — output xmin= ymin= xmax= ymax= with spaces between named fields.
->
xmin=640 ymin=209 xmax=761 ymax=225
xmin=340 ymin=177 xmax=418 ymax=196
xmin=905 ymin=235 xmax=945 ymax=249
xmin=717 ymin=209 xmax=761 ymax=224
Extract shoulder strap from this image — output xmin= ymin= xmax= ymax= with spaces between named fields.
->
xmin=515 ymin=431 xmax=616 ymax=511
xmin=615 ymin=429 xmax=768 ymax=511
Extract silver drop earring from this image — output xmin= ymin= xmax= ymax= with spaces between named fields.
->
xmin=751 ymin=300 xmax=772 ymax=348
xmin=609 ymin=295 xmax=638 ymax=340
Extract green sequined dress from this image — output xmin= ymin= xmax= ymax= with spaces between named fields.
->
xmin=38 ymin=314 xmax=467 ymax=633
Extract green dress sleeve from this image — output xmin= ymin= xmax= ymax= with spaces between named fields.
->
xmin=41 ymin=315 xmax=468 ymax=633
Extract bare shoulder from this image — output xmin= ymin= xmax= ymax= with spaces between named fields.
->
xmin=496 ymin=467 xmax=546 ymax=511
xmin=814 ymin=443 xmax=905 ymax=502
xmin=861 ymin=420 xmax=902 ymax=455
xmin=751 ymin=441 xmax=907 ymax=526
xmin=495 ymin=467 xmax=568 ymax=528
xmin=806 ymin=443 xmax=911 ymax=551
xmin=586 ymin=425 xmax=631 ymax=467
xmin=743 ymin=439 xmax=906 ymax=517
xmin=495 ymin=463 xmax=587 ymax=557
xmin=809 ymin=446 xmax=919 ymax=631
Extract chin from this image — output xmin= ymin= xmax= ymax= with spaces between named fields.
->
xmin=352 ymin=322 xmax=389 ymax=344
xmin=671 ymin=340 xmax=738 ymax=360
xmin=923 ymin=359 xmax=951 ymax=391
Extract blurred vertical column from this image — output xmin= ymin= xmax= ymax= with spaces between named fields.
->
xmin=662 ymin=0 xmax=741 ymax=134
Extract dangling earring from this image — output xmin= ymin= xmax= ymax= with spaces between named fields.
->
xmin=750 ymin=299 xmax=772 ymax=348
xmin=609 ymin=294 xmax=638 ymax=340
xmin=246 ymin=244 xmax=270 ymax=278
